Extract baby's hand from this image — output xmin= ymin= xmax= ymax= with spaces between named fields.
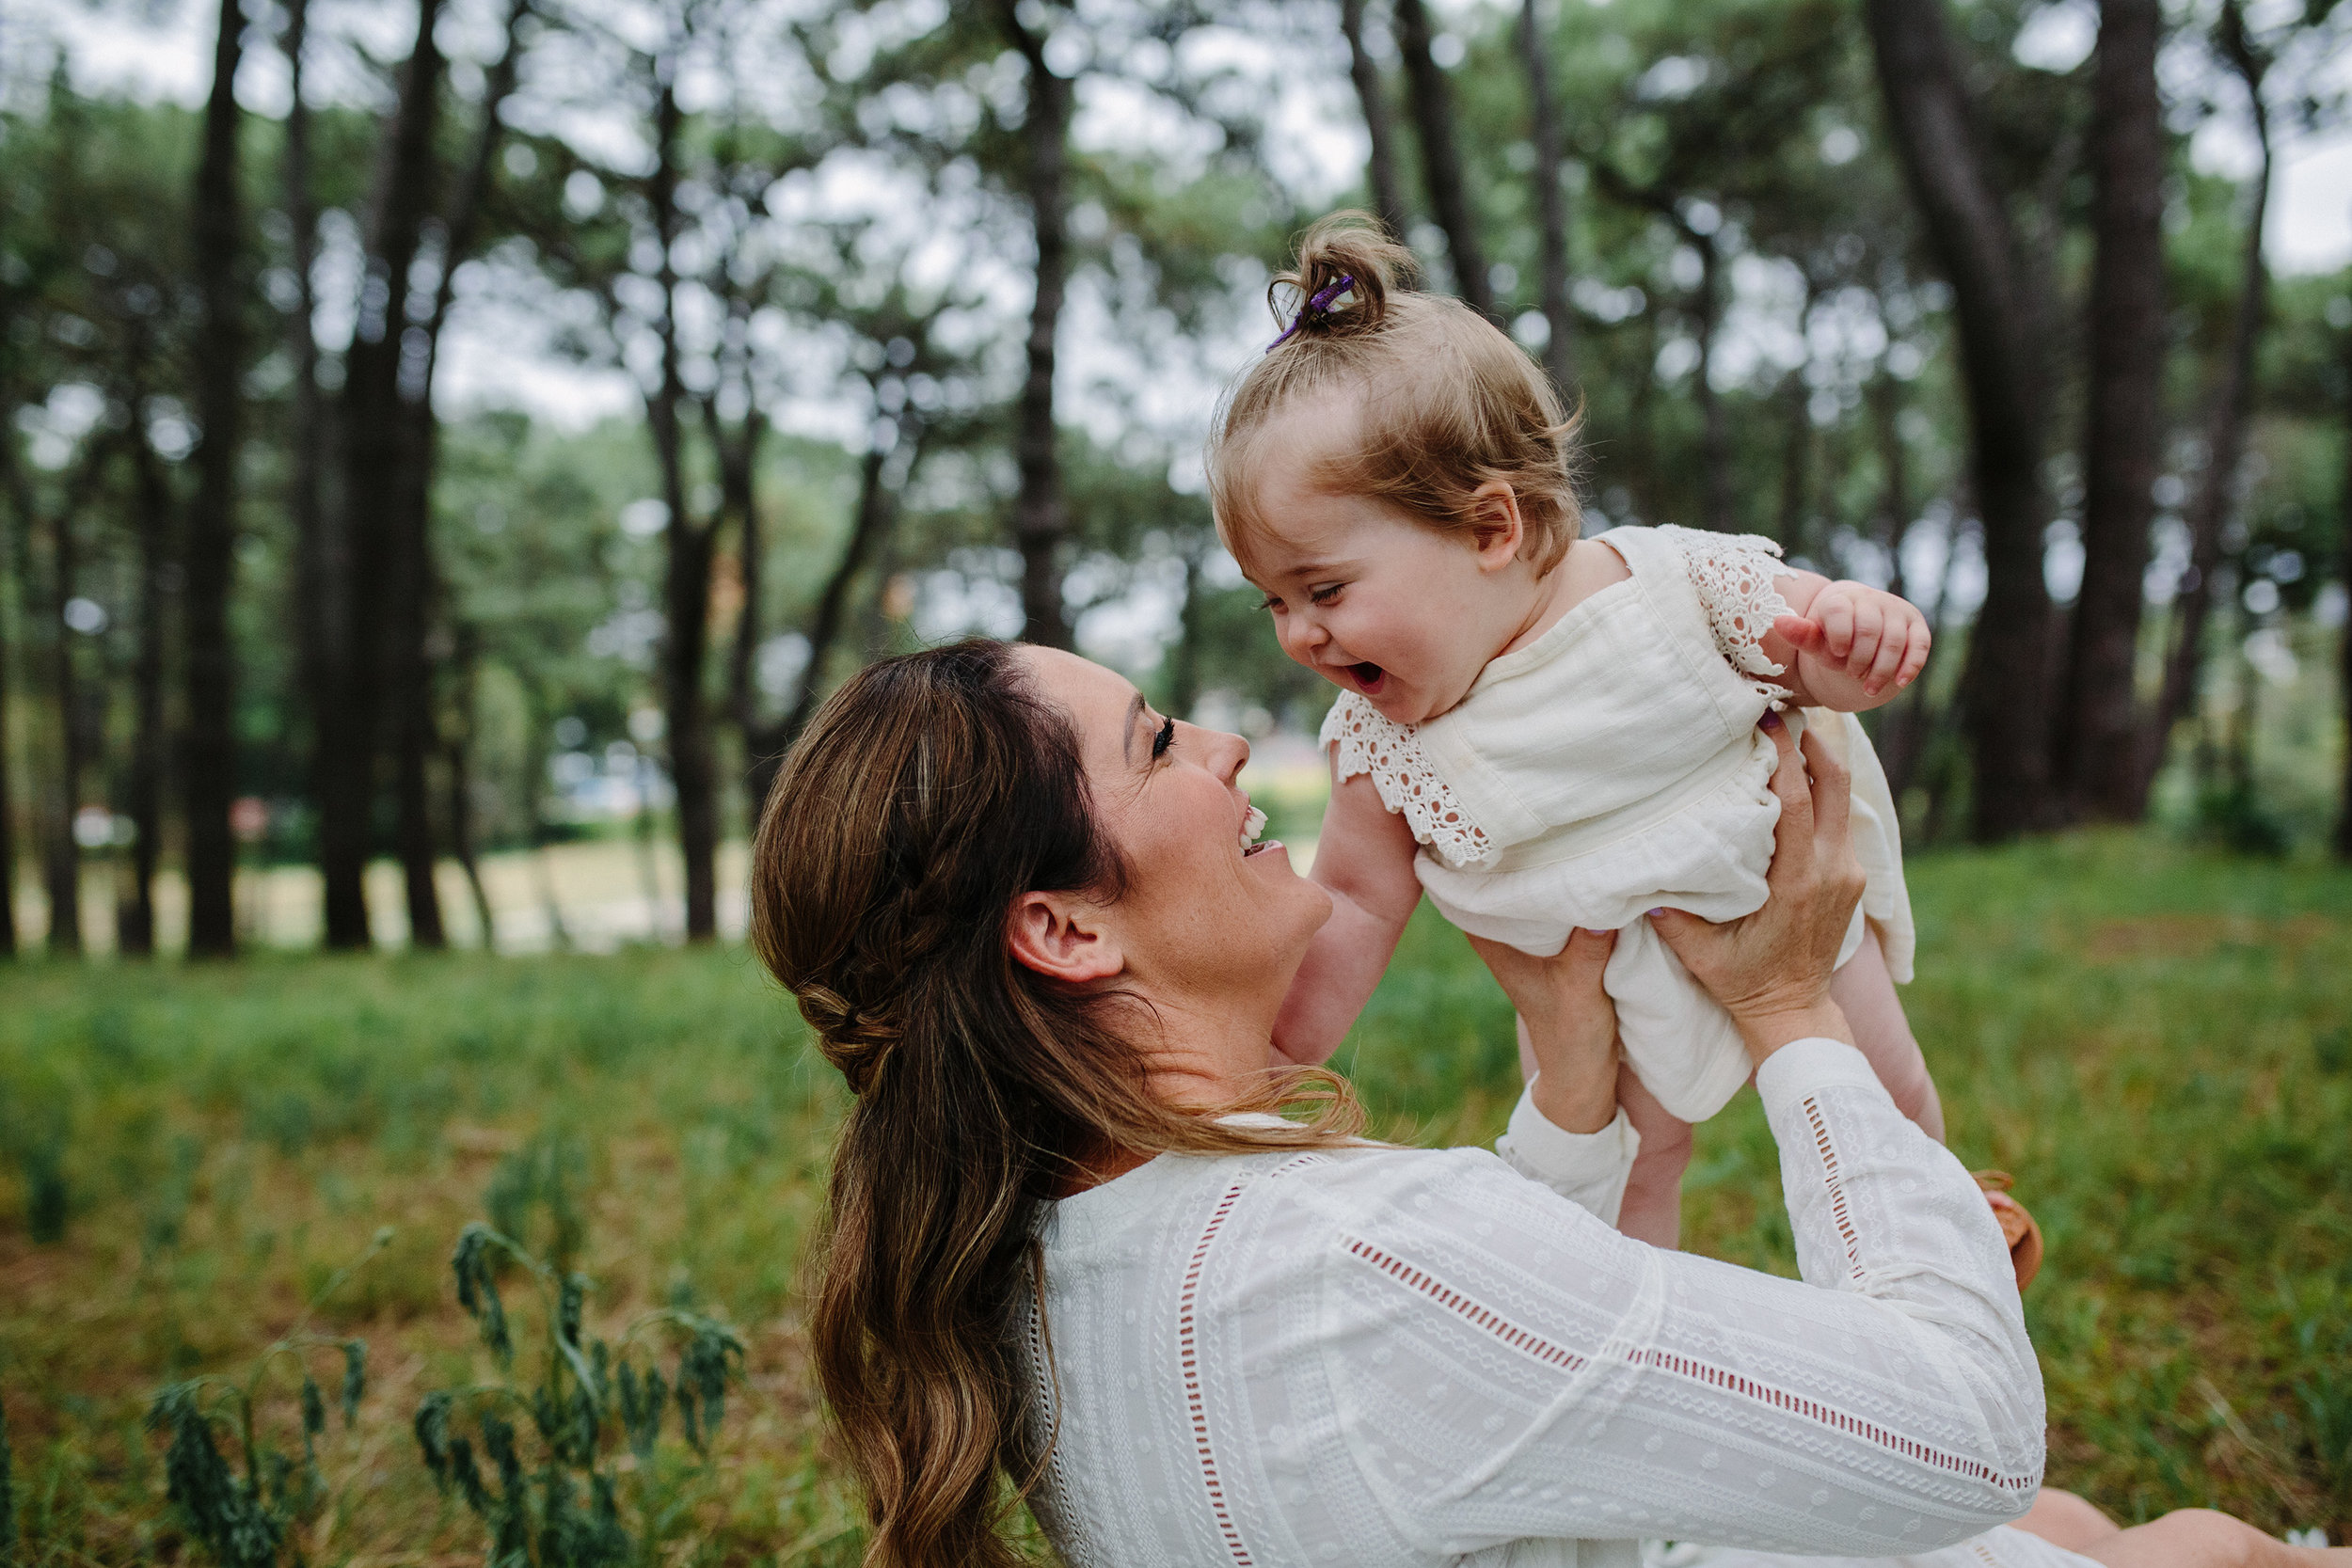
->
xmin=1772 ymin=582 xmax=1930 ymax=698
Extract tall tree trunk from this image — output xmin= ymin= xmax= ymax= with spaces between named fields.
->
xmin=2336 ymin=317 xmax=2352 ymax=861
xmin=742 ymin=432 xmax=908 ymax=824
xmin=1864 ymin=0 xmax=2057 ymax=841
xmin=41 ymin=493 xmax=85 ymax=956
xmin=387 ymin=418 xmax=447 ymax=950
xmin=1341 ymin=0 xmax=1414 ymax=242
xmin=1168 ymin=541 xmax=1205 ymax=724
xmin=711 ymin=313 xmax=769 ymax=836
xmin=384 ymin=0 xmax=527 ymax=950
xmin=644 ymin=65 xmax=718 ymax=943
xmin=444 ymin=623 xmax=496 ymax=947
xmin=183 ymin=0 xmax=246 ymax=955
xmin=281 ymin=0 xmax=355 ymax=949
xmin=1869 ymin=372 xmax=1932 ymax=793
xmin=997 ymin=0 xmax=1074 ymax=648
xmin=325 ymin=0 xmax=446 ymax=948
xmin=1872 ymin=372 xmax=1915 ymax=602
xmin=1774 ymin=371 xmax=1813 ymax=552
xmin=0 ymin=438 xmax=23 ymax=958
xmin=523 ymin=692 xmax=571 ymax=950
xmin=1694 ymin=233 xmax=1733 ymax=535
xmin=1391 ymin=0 xmax=1495 ymax=320
xmin=2057 ymin=0 xmax=2167 ymax=822
xmin=121 ymin=403 xmax=174 ymax=957
xmin=1519 ymin=0 xmax=1577 ymax=393
xmin=2142 ymin=3 xmax=2270 ymax=808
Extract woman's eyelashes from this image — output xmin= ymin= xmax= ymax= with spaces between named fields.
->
xmin=1150 ymin=715 xmax=1176 ymax=761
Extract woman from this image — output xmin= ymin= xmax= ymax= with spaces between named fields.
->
xmin=751 ymin=639 xmax=2339 ymax=1568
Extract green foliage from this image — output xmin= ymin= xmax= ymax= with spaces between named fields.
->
xmin=145 ymin=1385 xmax=284 ymax=1568
xmin=418 ymin=1213 xmax=746 ymax=1566
xmin=140 ymin=1233 xmax=382 ymax=1566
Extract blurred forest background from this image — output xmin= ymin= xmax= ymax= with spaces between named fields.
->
xmin=3 ymin=0 xmax=2351 ymax=958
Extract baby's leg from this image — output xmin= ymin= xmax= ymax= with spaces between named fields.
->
xmin=1614 ymin=1070 xmax=1693 ymax=1249
xmin=2015 ymin=1493 xmax=2352 ymax=1568
xmin=1829 ymin=927 xmax=1945 ymax=1143
xmin=1515 ymin=1015 xmax=1690 ymax=1248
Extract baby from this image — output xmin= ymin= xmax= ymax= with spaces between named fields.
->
xmin=1211 ymin=214 xmax=1953 ymax=1250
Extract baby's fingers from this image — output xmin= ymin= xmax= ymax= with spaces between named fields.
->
xmin=1895 ymin=620 xmax=1932 ymax=689
xmin=1817 ymin=594 xmax=1856 ymax=659
xmin=1773 ymin=612 xmax=1826 ymax=652
xmin=1843 ymin=601 xmax=1886 ymax=677
xmin=1864 ymin=617 xmax=1911 ymax=694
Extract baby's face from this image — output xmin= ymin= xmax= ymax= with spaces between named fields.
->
xmin=1235 ymin=411 xmax=1531 ymax=726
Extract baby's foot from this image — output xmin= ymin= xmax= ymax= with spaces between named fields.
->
xmin=1973 ymin=1170 xmax=2043 ymax=1290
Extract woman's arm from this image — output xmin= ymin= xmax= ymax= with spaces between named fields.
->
xmin=1311 ymin=715 xmax=2039 ymax=1556
xmin=1316 ymin=1047 xmax=2041 ymax=1559
xmin=1472 ymin=927 xmax=1641 ymax=1224
xmin=1269 ymin=763 xmax=1422 ymax=1067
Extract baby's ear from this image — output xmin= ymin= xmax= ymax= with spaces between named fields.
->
xmin=1467 ymin=482 xmax=1526 ymax=569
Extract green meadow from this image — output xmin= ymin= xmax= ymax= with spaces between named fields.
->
xmin=1 ymin=830 xmax=2347 ymax=1564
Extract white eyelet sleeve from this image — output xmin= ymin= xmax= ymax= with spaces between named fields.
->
xmin=1658 ymin=525 xmax=1795 ymax=705
xmin=1495 ymin=1087 xmax=1642 ymax=1228
xmin=1316 ymin=1038 xmax=2042 ymax=1560
xmin=1321 ymin=691 xmax=1499 ymax=867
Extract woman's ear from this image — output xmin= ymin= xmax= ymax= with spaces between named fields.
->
xmin=1468 ymin=481 xmax=1526 ymax=572
xmin=1008 ymin=891 xmax=1125 ymax=985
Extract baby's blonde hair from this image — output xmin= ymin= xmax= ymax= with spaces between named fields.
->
xmin=1209 ymin=211 xmax=1581 ymax=575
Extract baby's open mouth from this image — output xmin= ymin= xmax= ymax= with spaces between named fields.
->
xmin=1349 ymin=662 xmax=1386 ymax=694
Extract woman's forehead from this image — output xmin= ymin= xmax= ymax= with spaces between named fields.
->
xmin=1016 ymin=645 xmax=1140 ymax=747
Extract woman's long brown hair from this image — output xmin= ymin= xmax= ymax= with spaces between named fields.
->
xmin=749 ymin=640 xmax=1360 ymax=1568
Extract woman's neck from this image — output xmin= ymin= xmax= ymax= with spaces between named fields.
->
xmin=1053 ymin=986 xmax=1283 ymax=1196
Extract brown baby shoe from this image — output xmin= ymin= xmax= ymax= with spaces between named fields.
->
xmin=1973 ymin=1170 xmax=2043 ymax=1290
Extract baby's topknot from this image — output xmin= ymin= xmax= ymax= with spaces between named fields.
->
xmin=1214 ymin=210 xmax=1582 ymax=576
xmin=1268 ymin=214 xmax=1418 ymax=347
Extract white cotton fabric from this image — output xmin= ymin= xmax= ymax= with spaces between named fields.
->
xmin=1318 ymin=525 xmax=1915 ymax=1123
xmin=1018 ymin=1038 xmax=2059 ymax=1568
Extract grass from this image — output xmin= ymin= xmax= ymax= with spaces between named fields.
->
xmin=1 ymin=830 xmax=2348 ymax=1562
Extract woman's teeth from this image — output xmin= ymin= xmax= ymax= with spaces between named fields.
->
xmin=1239 ymin=805 xmax=1267 ymax=855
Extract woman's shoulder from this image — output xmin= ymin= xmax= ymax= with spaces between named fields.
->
xmin=1052 ymin=1137 xmax=1564 ymax=1251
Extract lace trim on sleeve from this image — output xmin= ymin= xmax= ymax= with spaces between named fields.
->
xmin=1319 ymin=693 xmax=1496 ymax=867
xmin=1659 ymin=524 xmax=1794 ymax=705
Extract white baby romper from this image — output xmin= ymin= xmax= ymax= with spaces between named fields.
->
xmin=1320 ymin=524 xmax=1915 ymax=1123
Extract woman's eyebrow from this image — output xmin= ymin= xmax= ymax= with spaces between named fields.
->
xmin=1120 ymin=690 xmax=1150 ymax=767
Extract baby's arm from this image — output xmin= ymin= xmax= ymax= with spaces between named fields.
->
xmin=1762 ymin=572 xmax=1931 ymax=711
xmin=1269 ymin=763 xmax=1422 ymax=1068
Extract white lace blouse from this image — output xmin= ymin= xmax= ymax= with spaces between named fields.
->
xmin=1020 ymin=1039 xmax=2070 ymax=1568
xmin=1318 ymin=526 xmax=1916 ymax=1124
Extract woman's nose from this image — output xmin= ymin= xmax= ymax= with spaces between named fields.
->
xmin=1196 ymin=724 xmax=1249 ymax=783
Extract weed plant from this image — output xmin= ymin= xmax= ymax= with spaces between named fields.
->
xmin=412 ymin=1138 xmax=748 ymax=1566
xmin=0 ymin=831 xmax=2347 ymax=1560
xmin=143 ymin=1229 xmax=383 ymax=1565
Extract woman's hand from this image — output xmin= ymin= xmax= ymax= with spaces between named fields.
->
xmin=1467 ymin=927 xmax=1620 ymax=1133
xmin=1649 ymin=712 xmax=1864 ymax=1064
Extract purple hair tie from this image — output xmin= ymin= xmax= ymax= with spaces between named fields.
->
xmin=1266 ymin=273 xmax=1356 ymax=352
